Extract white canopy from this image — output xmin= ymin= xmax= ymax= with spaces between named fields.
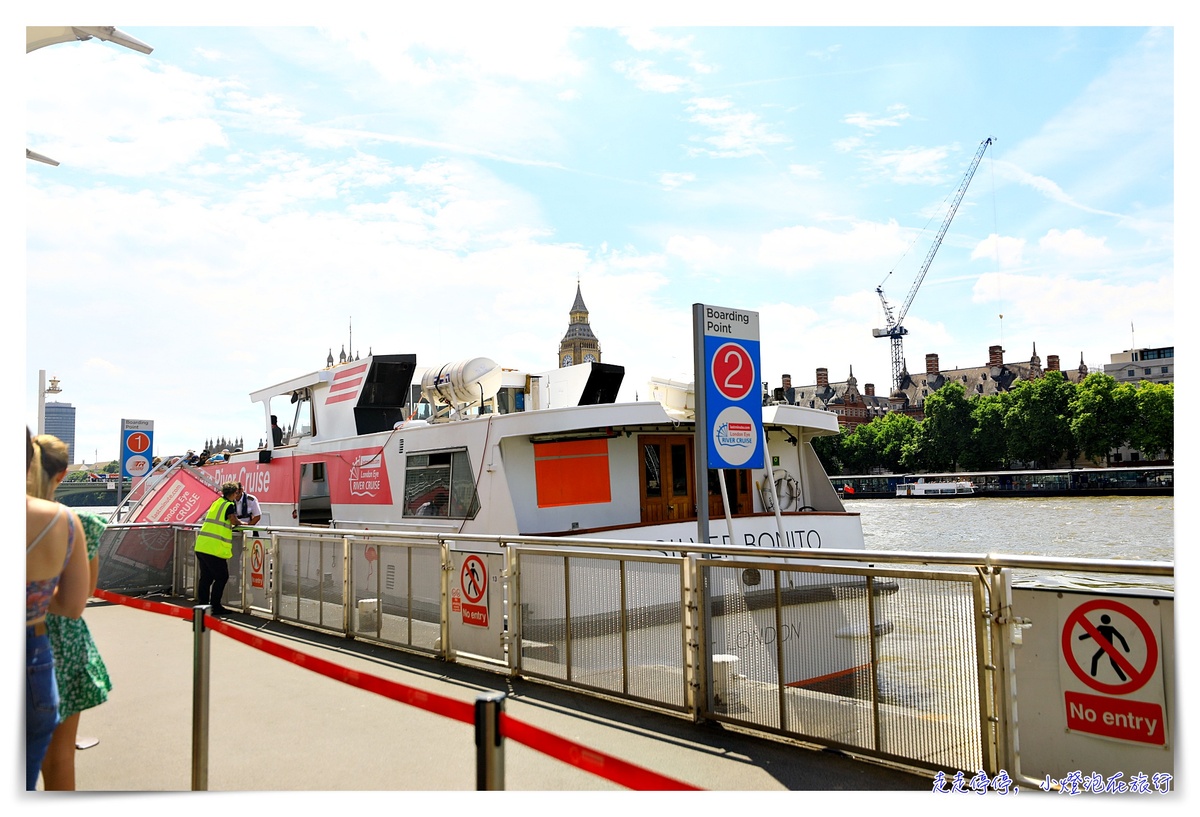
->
xmin=26 ymin=26 xmax=153 ymax=54
xmin=26 ymin=26 xmax=153 ymax=166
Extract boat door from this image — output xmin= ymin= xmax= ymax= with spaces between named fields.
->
xmin=638 ymin=435 xmax=751 ymax=522
xmin=639 ymin=435 xmax=695 ymax=522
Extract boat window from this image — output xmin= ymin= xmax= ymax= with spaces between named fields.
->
xmin=643 ymin=444 xmax=662 ymax=498
xmin=670 ymin=444 xmax=689 ymax=498
xmin=402 ymin=449 xmax=480 ymax=519
xmin=273 ymin=389 xmax=314 ymax=444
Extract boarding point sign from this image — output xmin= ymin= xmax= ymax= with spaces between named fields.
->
xmin=700 ymin=304 xmax=763 ymax=470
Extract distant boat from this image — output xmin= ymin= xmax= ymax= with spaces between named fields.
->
xmin=895 ymin=477 xmax=976 ymax=498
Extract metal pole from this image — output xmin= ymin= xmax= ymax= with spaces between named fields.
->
xmin=474 ymin=692 xmax=506 ymax=790
xmin=191 ymin=605 xmax=212 ymax=791
xmin=692 ymin=304 xmax=714 ymax=715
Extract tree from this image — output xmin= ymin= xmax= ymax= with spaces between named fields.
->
xmin=961 ymin=393 xmax=1008 ymax=470
xmin=914 ymin=381 xmax=973 ymax=470
xmin=811 ymin=427 xmax=849 ymax=475
xmin=1129 ymin=382 xmax=1174 ymax=461
xmin=870 ymin=411 xmax=920 ymax=473
xmin=1003 ymin=372 xmax=1074 ymax=468
xmin=1069 ymin=373 xmax=1135 ymax=465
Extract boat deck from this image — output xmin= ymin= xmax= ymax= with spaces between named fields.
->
xmin=65 ymin=595 xmax=935 ymax=793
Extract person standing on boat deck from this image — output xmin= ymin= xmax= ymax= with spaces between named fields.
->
xmin=26 ymin=428 xmax=90 ymax=790
xmin=194 ymin=481 xmax=241 ymax=616
xmin=235 ymin=481 xmax=262 ymax=527
xmin=271 ymin=415 xmax=284 ymax=446
xmin=29 ymin=434 xmax=114 ymax=790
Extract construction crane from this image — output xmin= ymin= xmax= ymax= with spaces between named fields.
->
xmin=874 ymin=136 xmax=994 ymax=393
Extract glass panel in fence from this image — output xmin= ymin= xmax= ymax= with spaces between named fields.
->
xmin=277 ymin=536 xmax=301 ymax=620
xmin=275 ymin=536 xmax=344 ymax=631
xmin=348 ymin=541 xmax=443 ymax=652
xmin=622 ymin=559 xmax=687 ymax=708
xmin=517 ymin=554 xmax=568 ymax=681
xmin=705 ymin=563 xmax=781 ymax=729
xmin=873 ymin=577 xmax=983 ymax=772
xmin=776 ymin=570 xmax=877 ymax=747
xmin=97 ymin=524 xmax=178 ymax=594
xmin=566 ymin=557 xmax=624 ymax=692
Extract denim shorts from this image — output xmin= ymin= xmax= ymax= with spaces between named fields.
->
xmin=26 ymin=626 xmax=59 ymax=790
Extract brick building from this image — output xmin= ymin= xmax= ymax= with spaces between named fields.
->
xmin=771 ymin=343 xmax=1092 ymax=429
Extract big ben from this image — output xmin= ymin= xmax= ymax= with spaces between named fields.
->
xmin=558 ymin=283 xmax=601 ymax=367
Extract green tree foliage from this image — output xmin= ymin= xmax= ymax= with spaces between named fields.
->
xmin=911 ymin=381 xmax=973 ymax=470
xmin=1003 ymin=372 xmax=1075 ymax=468
xmin=1130 ymin=382 xmax=1174 ymax=461
xmin=869 ymin=411 xmax=920 ymax=473
xmin=1069 ymin=374 xmax=1137 ymax=465
xmin=808 ymin=372 xmax=1173 ymax=476
xmin=961 ymin=393 xmax=1008 ymax=470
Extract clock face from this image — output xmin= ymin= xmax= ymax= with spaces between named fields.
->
xmin=562 ymin=353 xmax=573 ymax=366
xmin=583 ymin=353 xmax=596 ymax=363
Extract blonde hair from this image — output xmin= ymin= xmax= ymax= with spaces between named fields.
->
xmin=28 ymin=434 xmax=69 ymax=500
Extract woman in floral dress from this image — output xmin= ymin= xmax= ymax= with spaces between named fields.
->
xmin=30 ymin=435 xmax=113 ymax=791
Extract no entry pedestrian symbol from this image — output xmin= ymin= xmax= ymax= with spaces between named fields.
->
xmin=1062 ymin=598 xmax=1157 ymax=695
xmin=1058 ymin=595 xmax=1166 ymax=746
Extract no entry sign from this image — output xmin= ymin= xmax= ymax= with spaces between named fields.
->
xmin=1059 ymin=594 xmax=1166 ymax=745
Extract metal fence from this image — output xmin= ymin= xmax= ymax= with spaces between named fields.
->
xmin=95 ymin=521 xmax=1171 ymax=780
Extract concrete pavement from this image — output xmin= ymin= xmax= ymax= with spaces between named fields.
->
xmin=62 ymin=595 xmax=934 ymax=793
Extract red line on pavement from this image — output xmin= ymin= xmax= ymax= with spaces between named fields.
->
xmin=95 ymin=589 xmax=704 ymax=791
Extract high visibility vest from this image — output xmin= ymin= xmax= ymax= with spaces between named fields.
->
xmin=195 ymin=497 xmax=236 ymax=559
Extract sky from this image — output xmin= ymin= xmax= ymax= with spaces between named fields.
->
xmin=14 ymin=7 xmax=1182 ymax=466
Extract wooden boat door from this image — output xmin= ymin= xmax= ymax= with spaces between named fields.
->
xmin=639 ymin=435 xmax=695 ymax=523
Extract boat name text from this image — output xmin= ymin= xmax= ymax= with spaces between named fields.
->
xmin=658 ymin=529 xmax=822 ymax=549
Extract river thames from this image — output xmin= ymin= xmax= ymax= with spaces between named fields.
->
xmin=852 ymin=495 xmax=1174 ymax=590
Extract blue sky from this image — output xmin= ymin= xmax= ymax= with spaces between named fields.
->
xmin=16 ymin=9 xmax=1180 ymax=464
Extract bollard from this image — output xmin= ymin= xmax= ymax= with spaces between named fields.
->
xmin=474 ymin=692 xmax=506 ymax=790
xmin=192 ymin=605 xmax=212 ymax=791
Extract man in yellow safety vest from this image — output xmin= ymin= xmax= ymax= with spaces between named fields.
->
xmin=194 ymin=481 xmax=241 ymax=616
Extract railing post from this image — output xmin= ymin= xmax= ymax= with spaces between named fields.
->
xmin=191 ymin=605 xmax=212 ymax=791
xmin=475 ymin=692 xmax=506 ymax=790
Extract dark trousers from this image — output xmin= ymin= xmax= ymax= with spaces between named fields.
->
xmin=195 ymin=551 xmax=230 ymax=611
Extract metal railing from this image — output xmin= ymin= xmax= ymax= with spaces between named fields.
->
xmin=98 ymin=521 xmax=1173 ymax=780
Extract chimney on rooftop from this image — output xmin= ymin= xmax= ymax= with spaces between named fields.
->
xmin=782 ymin=374 xmax=792 ymax=390
xmin=1047 ymin=355 xmax=1060 ymax=372
xmin=925 ymin=353 xmax=940 ymax=376
xmin=865 ymin=383 xmax=875 ymax=397
xmin=989 ymin=345 xmax=1005 ymax=367
xmin=816 ymin=368 xmax=829 ymax=388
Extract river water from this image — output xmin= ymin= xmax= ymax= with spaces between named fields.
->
xmin=852 ymin=495 xmax=1175 ymax=590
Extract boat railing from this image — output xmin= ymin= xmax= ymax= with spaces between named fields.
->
xmin=96 ymin=522 xmax=1174 ymax=786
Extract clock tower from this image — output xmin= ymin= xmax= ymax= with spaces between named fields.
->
xmin=558 ymin=283 xmax=601 ymax=367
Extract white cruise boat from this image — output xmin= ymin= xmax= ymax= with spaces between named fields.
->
xmin=895 ymin=477 xmax=977 ymax=498
xmin=125 ymin=351 xmax=891 ymax=692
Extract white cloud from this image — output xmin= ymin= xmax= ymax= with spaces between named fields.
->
xmin=685 ymin=96 xmax=788 ymax=158
xmin=842 ymin=104 xmax=911 ymax=131
xmin=323 ymin=24 xmax=585 ymax=86
xmin=971 ymin=234 xmax=1027 ymax=269
xmin=612 ymin=59 xmax=695 ymax=93
xmin=1038 ymin=228 xmax=1112 ymax=259
xmin=758 ymin=220 xmax=909 ymax=271
xmin=665 ymin=235 xmax=734 ymax=267
xmin=865 ymin=145 xmax=951 ymax=185
xmin=659 ymin=171 xmax=696 ymax=190
xmin=807 ymin=45 xmax=842 ymax=62
xmin=788 ymin=164 xmax=822 ymax=180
